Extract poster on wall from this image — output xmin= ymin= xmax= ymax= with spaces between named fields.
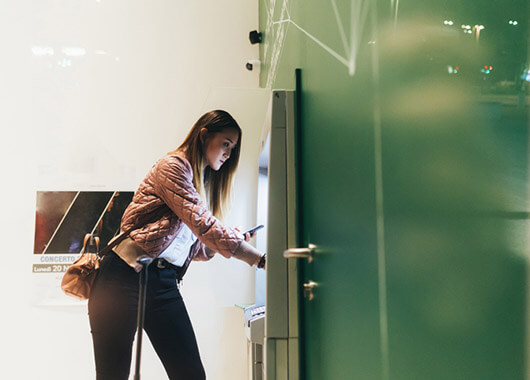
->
xmin=32 ymin=191 xmax=133 ymax=305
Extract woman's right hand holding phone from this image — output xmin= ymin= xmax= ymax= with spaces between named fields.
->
xmin=235 ymin=224 xmax=264 ymax=242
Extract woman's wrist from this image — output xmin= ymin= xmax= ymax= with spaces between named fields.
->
xmin=234 ymin=240 xmax=264 ymax=267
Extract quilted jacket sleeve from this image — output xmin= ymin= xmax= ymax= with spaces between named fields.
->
xmin=189 ymin=239 xmax=215 ymax=262
xmin=152 ymin=154 xmax=262 ymax=266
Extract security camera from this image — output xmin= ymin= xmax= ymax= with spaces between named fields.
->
xmin=249 ymin=30 xmax=262 ymax=44
xmin=246 ymin=59 xmax=261 ymax=71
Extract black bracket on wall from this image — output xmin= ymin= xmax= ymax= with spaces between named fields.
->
xmin=249 ymin=30 xmax=262 ymax=44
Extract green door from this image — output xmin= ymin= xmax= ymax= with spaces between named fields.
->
xmin=261 ymin=0 xmax=529 ymax=379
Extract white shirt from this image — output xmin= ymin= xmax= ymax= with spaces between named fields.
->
xmin=158 ymin=224 xmax=197 ymax=267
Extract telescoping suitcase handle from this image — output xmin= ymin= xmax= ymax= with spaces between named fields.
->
xmin=133 ymin=256 xmax=153 ymax=380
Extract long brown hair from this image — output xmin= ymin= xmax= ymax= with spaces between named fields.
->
xmin=173 ymin=110 xmax=242 ymax=219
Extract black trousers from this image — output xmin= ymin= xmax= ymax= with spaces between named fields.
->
xmin=88 ymin=251 xmax=206 ymax=380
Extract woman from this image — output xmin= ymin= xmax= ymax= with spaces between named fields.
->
xmin=88 ymin=110 xmax=266 ymax=380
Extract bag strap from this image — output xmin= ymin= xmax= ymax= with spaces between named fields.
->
xmin=176 ymin=246 xmax=194 ymax=281
xmin=97 ymin=231 xmax=131 ymax=258
xmin=81 ymin=233 xmax=100 ymax=254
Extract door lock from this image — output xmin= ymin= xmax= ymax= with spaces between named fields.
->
xmin=283 ymin=244 xmax=316 ymax=263
xmin=303 ymin=280 xmax=318 ymax=301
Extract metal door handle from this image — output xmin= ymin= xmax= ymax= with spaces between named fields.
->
xmin=283 ymin=244 xmax=316 ymax=263
xmin=304 ymin=280 xmax=318 ymax=301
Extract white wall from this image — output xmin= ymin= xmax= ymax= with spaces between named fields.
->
xmin=0 ymin=1 xmax=268 ymax=379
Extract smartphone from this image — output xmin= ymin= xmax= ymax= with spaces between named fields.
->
xmin=244 ymin=224 xmax=264 ymax=235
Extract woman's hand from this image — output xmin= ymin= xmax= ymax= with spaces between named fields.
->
xmin=234 ymin=226 xmax=257 ymax=242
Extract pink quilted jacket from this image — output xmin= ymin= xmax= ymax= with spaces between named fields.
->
xmin=120 ymin=151 xmax=262 ymax=266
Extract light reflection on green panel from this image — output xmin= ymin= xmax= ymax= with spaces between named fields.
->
xmin=377 ymin=6 xmax=528 ymax=379
xmin=259 ymin=0 xmax=528 ymax=379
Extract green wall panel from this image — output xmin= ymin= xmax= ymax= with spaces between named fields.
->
xmin=260 ymin=0 xmax=529 ymax=378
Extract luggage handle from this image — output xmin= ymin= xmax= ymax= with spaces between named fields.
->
xmin=133 ymin=256 xmax=153 ymax=380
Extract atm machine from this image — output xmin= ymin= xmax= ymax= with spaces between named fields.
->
xmin=266 ymin=90 xmax=300 ymax=380
xmin=244 ymin=304 xmax=266 ymax=380
xmin=244 ymin=90 xmax=299 ymax=380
